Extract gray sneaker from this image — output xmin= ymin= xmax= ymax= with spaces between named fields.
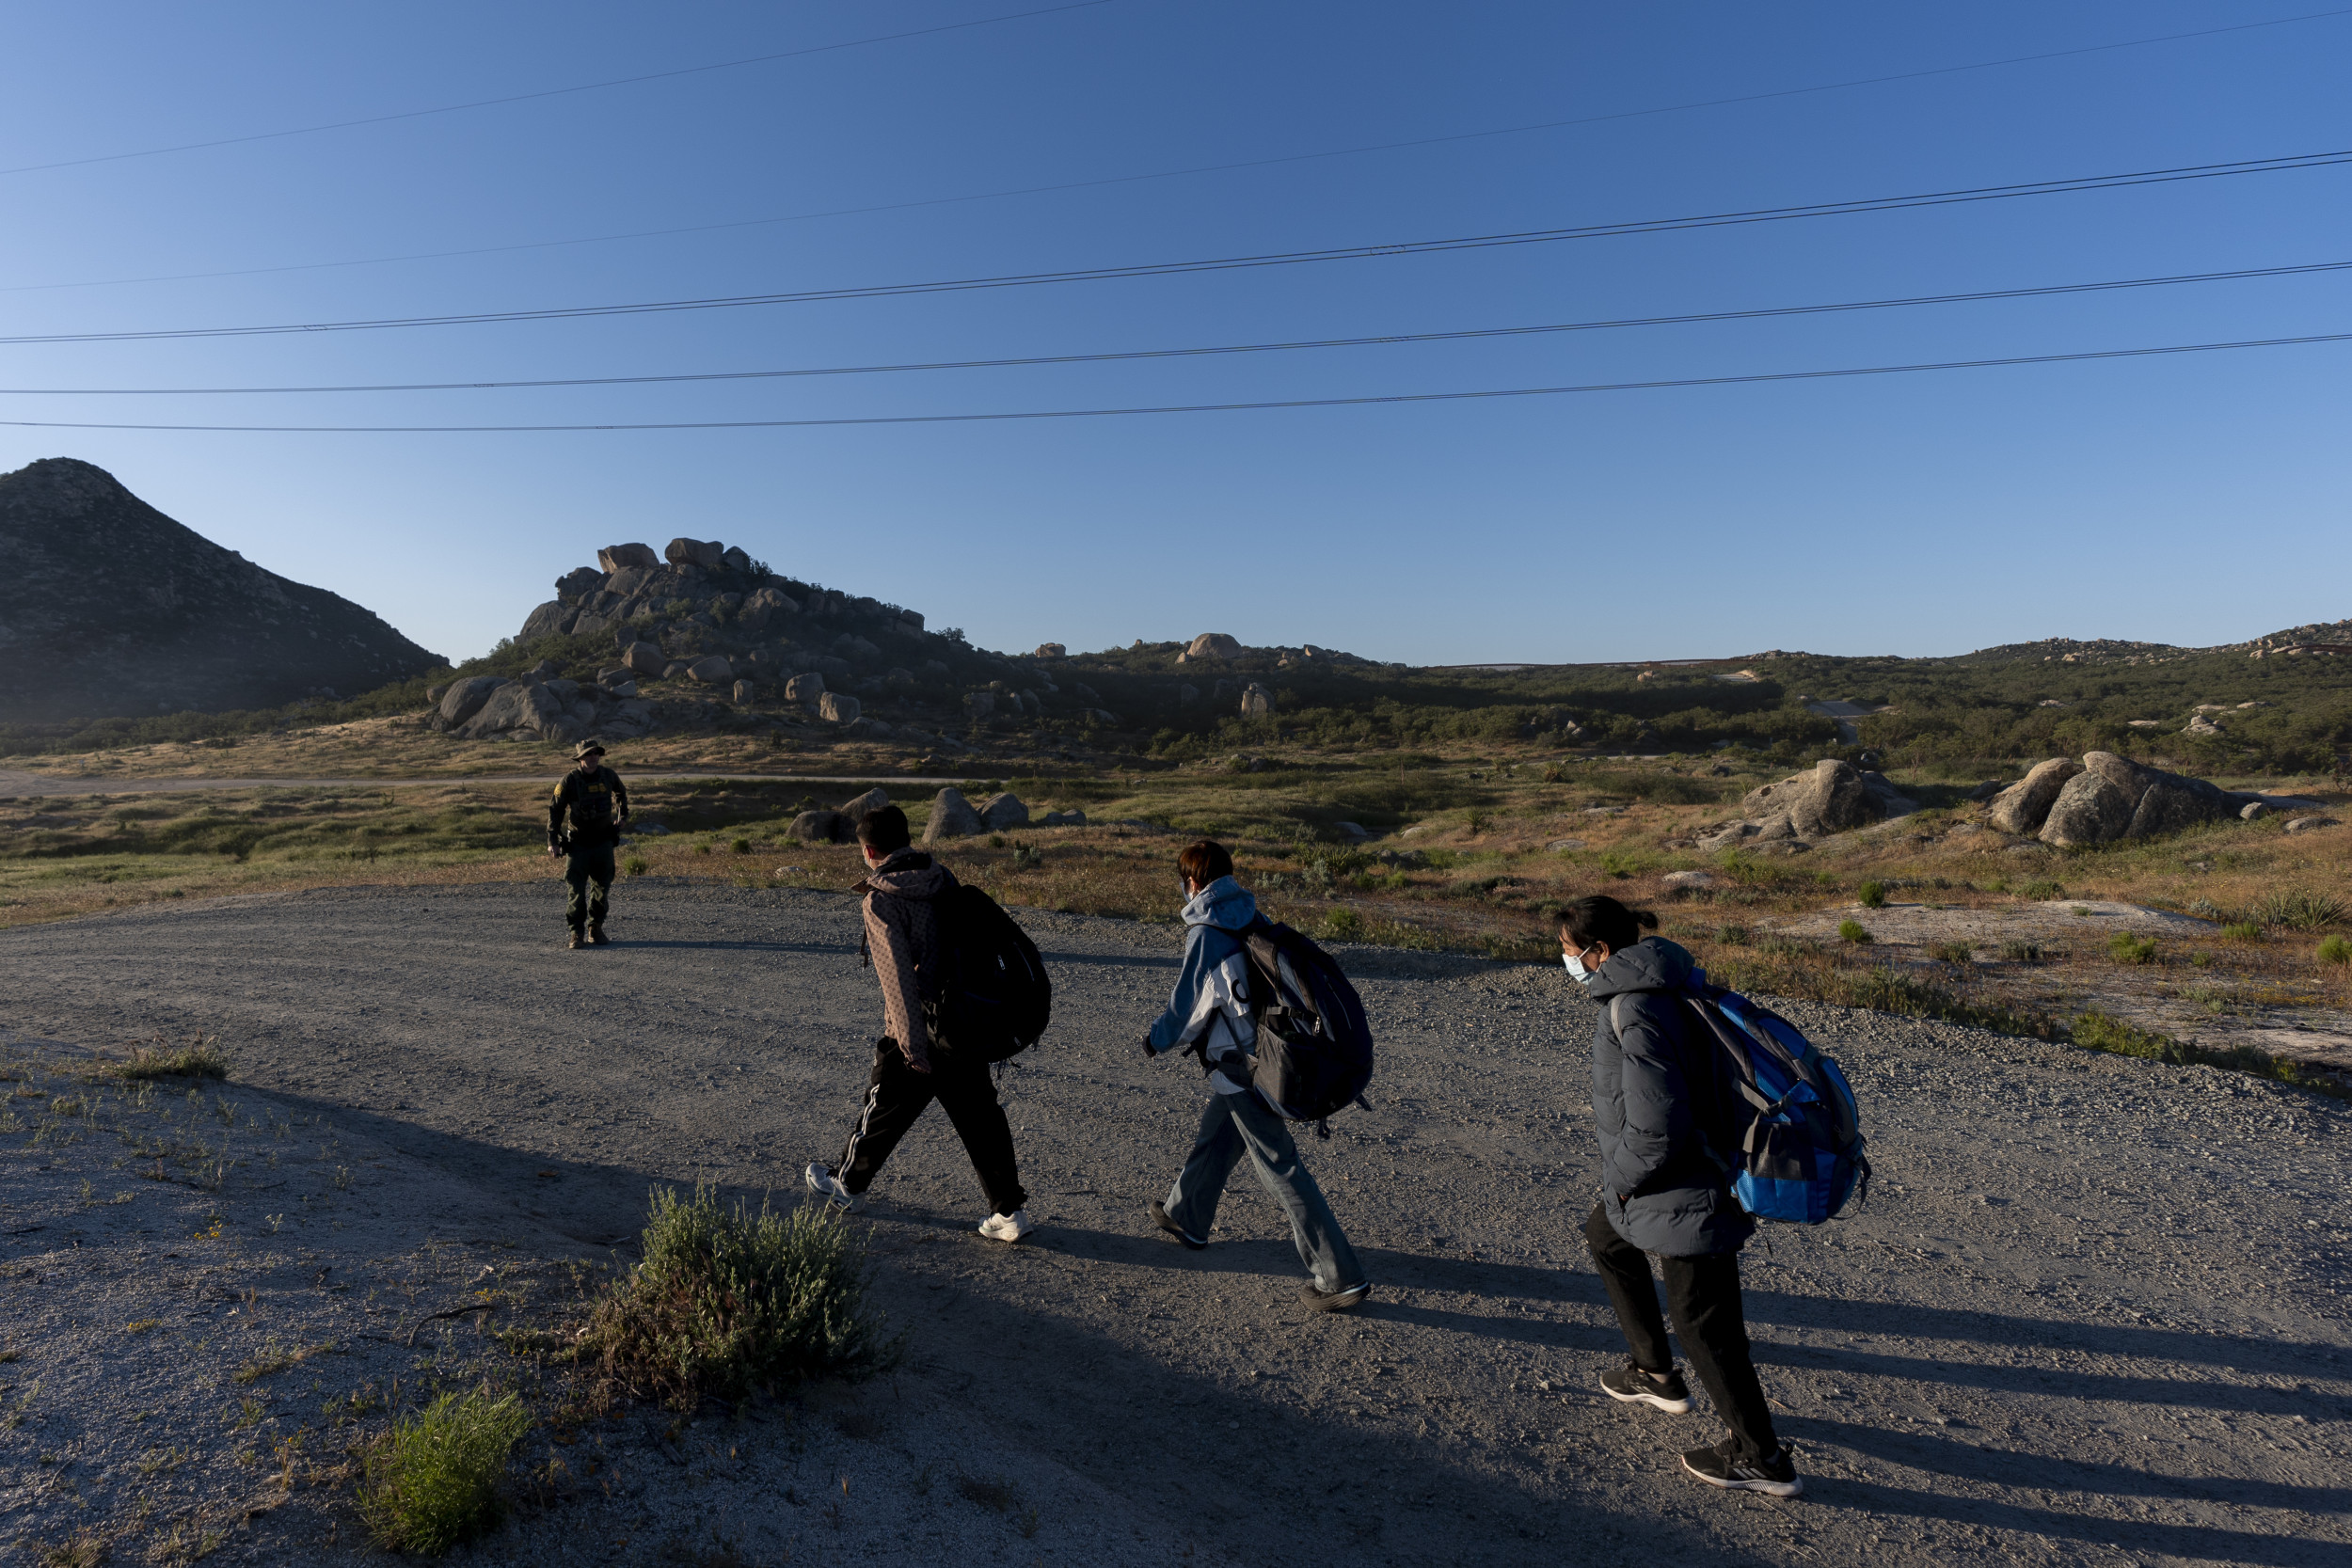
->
xmin=1601 ymin=1360 xmax=1693 ymax=1414
xmin=1680 ymin=1436 xmax=1803 ymax=1497
xmin=1298 ymin=1280 xmax=1371 ymax=1312
xmin=803 ymin=1163 xmax=866 ymax=1213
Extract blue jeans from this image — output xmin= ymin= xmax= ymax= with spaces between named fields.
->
xmin=1164 ymin=1090 xmax=1363 ymax=1293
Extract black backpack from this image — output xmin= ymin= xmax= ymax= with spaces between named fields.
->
xmin=930 ymin=884 xmax=1052 ymax=1063
xmin=1235 ymin=918 xmax=1374 ymax=1125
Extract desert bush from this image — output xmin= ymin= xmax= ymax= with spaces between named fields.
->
xmin=1928 ymin=941 xmax=1975 ymax=965
xmin=2248 ymin=889 xmax=2349 ymax=930
xmin=357 ymin=1389 xmax=532 ymax=1556
xmin=579 ymin=1185 xmax=897 ymax=1411
xmin=2220 ymin=922 xmax=2262 ymax=942
xmin=1714 ymin=924 xmax=1752 ymax=946
xmin=1837 ymin=920 xmax=1870 ymax=944
xmin=2109 ymin=932 xmax=2160 ymax=966
xmin=2019 ymin=879 xmax=2066 ymax=902
xmin=112 ymin=1039 xmax=228 ymax=1081
xmin=2319 ymin=935 xmax=2351 ymax=967
xmin=730 ymin=837 xmax=752 ymax=854
xmin=1322 ymin=908 xmax=1364 ymax=941
xmin=1998 ymin=940 xmax=2044 ymax=964
xmin=623 ymin=856 xmax=649 ymax=877
xmin=1858 ymin=880 xmax=1888 ymax=909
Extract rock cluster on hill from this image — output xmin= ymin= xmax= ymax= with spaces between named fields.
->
xmin=428 ymin=659 xmax=655 ymax=744
xmin=1985 ymin=752 xmax=2264 ymax=847
xmin=1695 ymin=758 xmax=1915 ymax=850
xmin=0 ymin=457 xmax=442 ymax=722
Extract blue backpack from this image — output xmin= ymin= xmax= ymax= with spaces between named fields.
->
xmin=1678 ymin=988 xmax=1870 ymax=1224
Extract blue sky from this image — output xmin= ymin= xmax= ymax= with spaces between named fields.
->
xmin=1 ymin=1 xmax=2346 ymax=666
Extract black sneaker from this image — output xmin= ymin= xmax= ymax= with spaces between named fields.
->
xmin=1600 ymin=1360 xmax=1693 ymax=1413
xmin=1149 ymin=1201 xmax=1206 ymax=1250
xmin=1680 ymin=1436 xmax=1803 ymax=1497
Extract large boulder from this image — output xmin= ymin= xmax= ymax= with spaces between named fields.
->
xmin=837 ymin=786 xmax=889 ymax=826
xmin=517 ymin=600 xmax=576 ymax=641
xmin=730 ymin=679 xmax=756 ymax=704
xmin=923 ymin=787 xmax=985 ymax=845
xmin=1239 ymin=682 xmax=1273 ymax=717
xmin=1186 ymin=632 xmax=1244 ymax=660
xmin=2128 ymin=779 xmax=2220 ymax=839
xmin=686 ymin=655 xmax=734 ymax=685
xmin=598 ymin=543 xmax=660 ymax=572
xmin=1986 ymin=757 xmax=2082 ymax=835
xmin=2081 ymin=751 xmax=2162 ymax=803
xmin=979 ymin=792 xmax=1029 ymax=831
xmin=2039 ymin=771 xmax=2137 ymax=847
xmin=818 ymin=691 xmax=862 ymax=724
xmin=723 ymin=546 xmax=752 ymax=572
xmin=554 ymin=566 xmax=604 ymax=602
xmin=459 ymin=680 xmax=562 ymax=739
xmin=1738 ymin=759 xmax=1905 ymax=838
xmin=1034 ymin=642 xmax=1066 ymax=657
xmin=622 ymin=641 xmax=669 ymax=678
xmin=964 ymin=691 xmax=996 ymax=720
xmin=786 ymin=673 xmax=826 ymax=705
xmin=789 ymin=809 xmax=847 ymax=843
xmin=437 ymin=675 xmax=506 ymax=728
xmin=666 ymin=538 xmax=724 ymax=570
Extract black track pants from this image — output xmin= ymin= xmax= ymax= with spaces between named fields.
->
xmin=1583 ymin=1201 xmax=1781 ymax=1462
xmin=835 ymin=1040 xmax=1027 ymax=1217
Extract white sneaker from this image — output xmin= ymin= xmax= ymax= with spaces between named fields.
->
xmin=977 ymin=1209 xmax=1035 ymax=1243
xmin=804 ymin=1163 xmax=866 ymax=1212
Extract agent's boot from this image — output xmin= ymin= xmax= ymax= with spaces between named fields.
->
xmin=588 ymin=923 xmax=609 ymax=946
xmin=566 ymin=927 xmax=587 ymax=950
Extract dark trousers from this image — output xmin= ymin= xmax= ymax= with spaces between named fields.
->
xmin=1583 ymin=1202 xmax=1781 ymax=1462
xmin=836 ymin=1041 xmax=1027 ymax=1217
xmin=563 ymin=842 xmax=615 ymax=930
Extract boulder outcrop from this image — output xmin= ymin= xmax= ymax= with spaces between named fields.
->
xmin=978 ymin=792 xmax=1029 ymax=831
xmin=818 ymin=691 xmax=861 ymax=724
xmin=666 ymin=538 xmax=724 ymax=570
xmin=1185 ymin=633 xmax=1244 ymax=660
xmin=1698 ymin=760 xmax=1916 ymax=849
xmin=1986 ymin=758 xmax=2083 ymax=834
xmin=598 ymin=543 xmax=660 ymax=572
xmin=1239 ymin=682 xmax=1273 ymax=717
xmin=1973 ymin=751 xmax=2251 ymax=846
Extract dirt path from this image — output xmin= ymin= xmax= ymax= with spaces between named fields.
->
xmin=2 ymin=882 xmax=2346 ymax=1565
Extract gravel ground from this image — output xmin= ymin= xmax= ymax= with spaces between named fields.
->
xmin=1 ymin=879 xmax=2347 ymax=1566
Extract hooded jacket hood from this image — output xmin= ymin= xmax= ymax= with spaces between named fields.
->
xmin=860 ymin=848 xmax=950 ymax=901
xmin=1181 ymin=875 xmax=1257 ymax=933
xmin=1585 ymin=936 xmax=1700 ymax=1001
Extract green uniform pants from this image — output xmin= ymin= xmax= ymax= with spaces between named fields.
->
xmin=564 ymin=842 xmax=616 ymax=931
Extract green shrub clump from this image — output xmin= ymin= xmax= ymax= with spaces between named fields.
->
xmin=111 ymin=1039 xmax=229 ymax=1081
xmin=623 ymin=856 xmax=650 ymax=877
xmin=1837 ymin=920 xmax=1871 ymax=945
xmin=2109 ymin=932 xmax=2159 ymax=966
xmin=2319 ymin=935 xmax=2352 ymax=967
xmin=1857 ymin=881 xmax=1888 ymax=910
xmin=1998 ymin=940 xmax=2044 ymax=964
xmin=2019 ymin=879 xmax=2066 ymax=902
xmin=1322 ymin=908 xmax=1364 ymax=941
xmin=2220 ymin=922 xmax=2262 ymax=942
xmin=2249 ymin=889 xmax=2350 ymax=931
xmin=357 ymin=1389 xmax=532 ymax=1556
xmin=1928 ymin=941 xmax=1974 ymax=965
xmin=580 ymin=1185 xmax=897 ymax=1411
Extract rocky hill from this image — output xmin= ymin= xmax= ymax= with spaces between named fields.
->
xmin=0 ymin=458 xmax=443 ymax=722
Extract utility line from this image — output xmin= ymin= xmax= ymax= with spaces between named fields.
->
xmin=8 ymin=148 xmax=2350 ymax=347
xmin=0 ymin=1 xmax=1125 ymax=179
xmin=8 ymin=259 xmax=2349 ymax=395
xmin=8 ymin=6 xmax=2349 ymax=293
xmin=4 ymin=330 xmax=2344 ymax=432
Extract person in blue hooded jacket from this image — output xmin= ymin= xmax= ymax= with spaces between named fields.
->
xmin=1563 ymin=894 xmax=1802 ymax=1498
xmin=1144 ymin=840 xmax=1369 ymax=1311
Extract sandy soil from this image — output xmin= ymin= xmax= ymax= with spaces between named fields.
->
xmin=1 ymin=882 xmax=2347 ymax=1565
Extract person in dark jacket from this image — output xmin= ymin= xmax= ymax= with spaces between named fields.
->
xmin=1144 ymin=840 xmax=1367 ymax=1311
xmin=805 ymin=806 xmax=1034 ymax=1243
xmin=547 ymin=739 xmax=629 ymax=949
xmin=1565 ymin=895 xmax=1802 ymax=1497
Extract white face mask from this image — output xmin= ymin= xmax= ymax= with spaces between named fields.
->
xmin=1563 ymin=948 xmax=1595 ymax=985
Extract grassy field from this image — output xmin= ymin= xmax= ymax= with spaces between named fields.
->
xmin=7 ymin=736 xmax=2345 ymax=1092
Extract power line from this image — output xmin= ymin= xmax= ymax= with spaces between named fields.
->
xmin=0 ymin=1 xmax=1125 ymax=179
xmin=8 ymin=148 xmax=2350 ymax=348
xmin=9 ymin=7 xmax=2350 ymax=295
xmin=4 ymin=330 xmax=2344 ymax=432
xmin=8 ymin=259 xmax=2349 ymax=396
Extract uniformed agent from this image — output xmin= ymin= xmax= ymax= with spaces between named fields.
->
xmin=547 ymin=738 xmax=630 ymax=949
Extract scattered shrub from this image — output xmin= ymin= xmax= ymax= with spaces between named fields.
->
xmin=579 ymin=1185 xmax=898 ymax=1411
xmin=1857 ymin=881 xmax=1888 ymax=910
xmin=357 ymin=1389 xmax=532 ymax=1556
xmin=1714 ymin=924 xmax=1752 ymax=946
xmin=2108 ymin=932 xmax=2159 ymax=966
xmin=623 ymin=856 xmax=650 ymax=877
xmin=1322 ymin=908 xmax=1364 ymax=941
xmin=1998 ymin=940 xmax=2044 ymax=964
xmin=2220 ymin=922 xmax=2262 ymax=942
xmin=2249 ymin=889 xmax=2350 ymax=931
xmin=2320 ymin=935 xmax=2352 ymax=967
xmin=730 ymin=837 xmax=752 ymax=855
xmin=2019 ymin=879 xmax=2066 ymax=902
xmin=1928 ymin=941 xmax=1975 ymax=965
xmin=112 ymin=1040 xmax=228 ymax=1081
xmin=693 ymin=841 xmax=713 ymax=856
xmin=1837 ymin=920 xmax=1871 ymax=944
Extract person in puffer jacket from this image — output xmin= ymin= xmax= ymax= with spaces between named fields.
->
xmin=1565 ymin=895 xmax=1800 ymax=1498
xmin=1144 ymin=840 xmax=1368 ymax=1311
xmin=804 ymin=806 xmax=1033 ymax=1243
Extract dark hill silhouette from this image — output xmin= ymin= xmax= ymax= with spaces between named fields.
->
xmin=0 ymin=458 xmax=441 ymax=722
